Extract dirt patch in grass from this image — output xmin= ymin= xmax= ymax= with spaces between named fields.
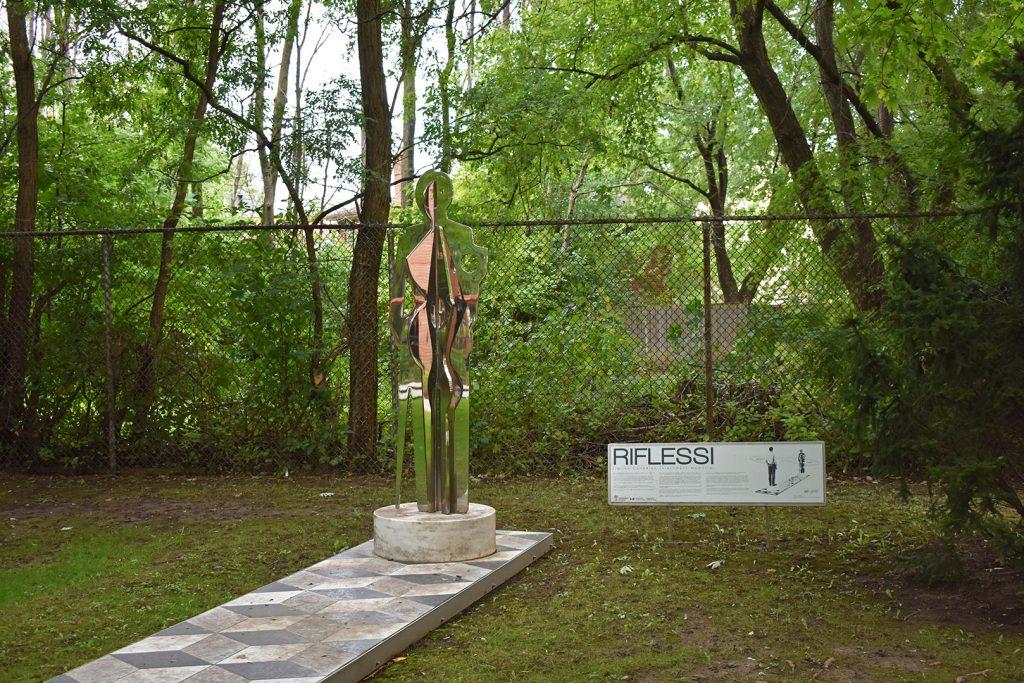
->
xmin=0 ymin=497 xmax=287 ymax=522
xmin=833 ymin=645 xmax=930 ymax=672
xmin=687 ymin=647 xmax=929 ymax=681
xmin=0 ymin=473 xmax=375 ymax=523
xmin=872 ymin=537 xmax=1024 ymax=633
xmin=688 ymin=658 xmax=761 ymax=681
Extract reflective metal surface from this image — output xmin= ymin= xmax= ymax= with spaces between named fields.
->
xmin=390 ymin=171 xmax=488 ymax=514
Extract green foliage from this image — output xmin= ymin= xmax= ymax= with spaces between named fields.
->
xmin=2 ymin=0 xmax=1024 ymax=498
xmin=901 ymin=541 xmax=966 ymax=586
xmin=2 ymin=229 xmax=379 ymax=473
xmin=815 ymin=43 xmax=1024 ymax=566
xmin=826 ymin=237 xmax=1024 ymax=563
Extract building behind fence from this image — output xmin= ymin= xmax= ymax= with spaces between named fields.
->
xmin=0 ymin=211 xmax=997 ymax=474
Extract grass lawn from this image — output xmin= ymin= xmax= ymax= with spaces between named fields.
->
xmin=1 ymin=474 xmax=1022 ymax=681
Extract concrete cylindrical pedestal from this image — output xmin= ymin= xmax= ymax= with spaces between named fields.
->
xmin=373 ymin=502 xmax=496 ymax=563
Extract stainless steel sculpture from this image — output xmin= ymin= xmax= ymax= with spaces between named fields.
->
xmin=390 ymin=171 xmax=488 ymax=514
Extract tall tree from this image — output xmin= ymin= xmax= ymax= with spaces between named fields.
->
xmin=129 ymin=0 xmax=227 ymax=433
xmin=348 ymin=0 xmax=393 ymax=459
xmin=762 ymin=0 xmax=919 ymax=211
xmin=396 ymin=0 xmax=435 ymax=206
xmin=119 ymin=1 xmax=332 ymax=409
xmin=810 ymin=0 xmax=882 ymax=284
xmin=1 ymin=0 xmax=41 ymax=444
xmin=254 ymin=0 xmax=272 ymax=224
xmin=438 ymin=0 xmax=457 ymax=172
xmin=287 ymin=2 xmax=314 ymax=216
xmin=728 ymin=0 xmax=884 ymax=310
xmin=261 ymin=0 xmax=303 ymax=224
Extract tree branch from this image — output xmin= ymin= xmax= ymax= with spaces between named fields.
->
xmin=532 ymin=33 xmax=741 ymax=87
xmin=311 ymin=172 xmax=419 ymax=225
xmin=763 ymin=0 xmax=885 ymax=138
xmin=116 ymin=21 xmax=310 ymax=225
xmin=643 ymin=161 xmax=709 ymax=198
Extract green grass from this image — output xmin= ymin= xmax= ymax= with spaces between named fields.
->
xmin=0 ymin=474 xmax=1021 ymax=681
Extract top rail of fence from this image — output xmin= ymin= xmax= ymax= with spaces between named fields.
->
xmin=0 ymin=206 xmax=1001 ymax=238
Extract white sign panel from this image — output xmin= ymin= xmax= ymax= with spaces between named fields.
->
xmin=608 ymin=442 xmax=825 ymax=506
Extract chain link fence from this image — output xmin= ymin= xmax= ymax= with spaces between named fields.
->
xmin=0 ymin=210 xmax=999 ymax=475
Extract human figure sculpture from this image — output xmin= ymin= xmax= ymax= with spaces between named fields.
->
xmin=390 ymin=171 xmax=488 ymax=514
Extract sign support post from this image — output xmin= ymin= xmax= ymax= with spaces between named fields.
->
xmin=660 ymin=219 xmax=717 ymax=548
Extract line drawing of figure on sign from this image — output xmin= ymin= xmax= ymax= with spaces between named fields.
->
xmin=766 ymin=447 xmax=777 ymax=487
xmin=798 ymin=448 xmax=805 ymax=474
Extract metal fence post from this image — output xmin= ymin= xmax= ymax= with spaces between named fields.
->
xmin=702 ymin=218 xmax=715 ymax=441
xmin=101 ymin=233 xmax=117 ymax=471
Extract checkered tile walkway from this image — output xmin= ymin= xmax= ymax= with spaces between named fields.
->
xmin=50 ymin=531 xmax=551 ymax=683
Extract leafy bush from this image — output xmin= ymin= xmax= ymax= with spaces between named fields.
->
xmin=902 ymin=541 xmax=966 ymax=586
xmin=827 ymin=238 xmax=1024 ymax=566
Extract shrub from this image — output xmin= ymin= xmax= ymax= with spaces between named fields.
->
xmin=829 ymin=239 xmax=1024 ymax=567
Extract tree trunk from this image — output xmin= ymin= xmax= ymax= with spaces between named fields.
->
xmin=814 ymin=0 xmax=893 ymax=255
xmin=255 ymin=1 xmax=272 ymax=226
xmin=732 ymin=0 xmax=883 ymax=311
xmin=131 ymin=0 xmax=226 ymax=433
xmin=466 ymin=0 xmax=475 ymax=88
xmin=813 ymin=0 xmax=856 ymax=149
xmin=666 ymin=59 xmax=749 ymax=304
xmin=812 ymin=0 xmax=884 ymax=293
xmin=764 ymin=0 xmax=918 ymax=211
xmin=230 ymin=152 xmax=244 ymax=210
xmin=439 ymin=0 xmax=457 ymax=172
xmin=191 ymin=181 xmax=204 ymax=219
xmin=877 ymin=103 xmax=894 ymax=137
xmin=1 ymin=0 xmax=40 ymax=444
xmin=922 ymin=50 xmax=976 ymax=128
xmin=693 ymin=121 xmax=746 ymax=304
xmin=23 ymin=285 xmax=64 ymax=457
xmin=398 ymin=0 xmax=417 ymax=207
xmin=348 ymin=0 xmax=393 ymax=461
xmin=397 ymin=0 xmax=436 ymax=205
xmin=561 ymin=156 xmax=590 ymax=251
xmin=263 ymin=0 xmax=303 ymax=224
xmin=289 ymin=12 xmax=306 ymax=218
xmin=304 ymin=227 xmax=326 ymax=390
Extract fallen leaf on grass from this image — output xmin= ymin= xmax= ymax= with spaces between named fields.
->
xmin=619 ymin=565 xmax=633 ymax=575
